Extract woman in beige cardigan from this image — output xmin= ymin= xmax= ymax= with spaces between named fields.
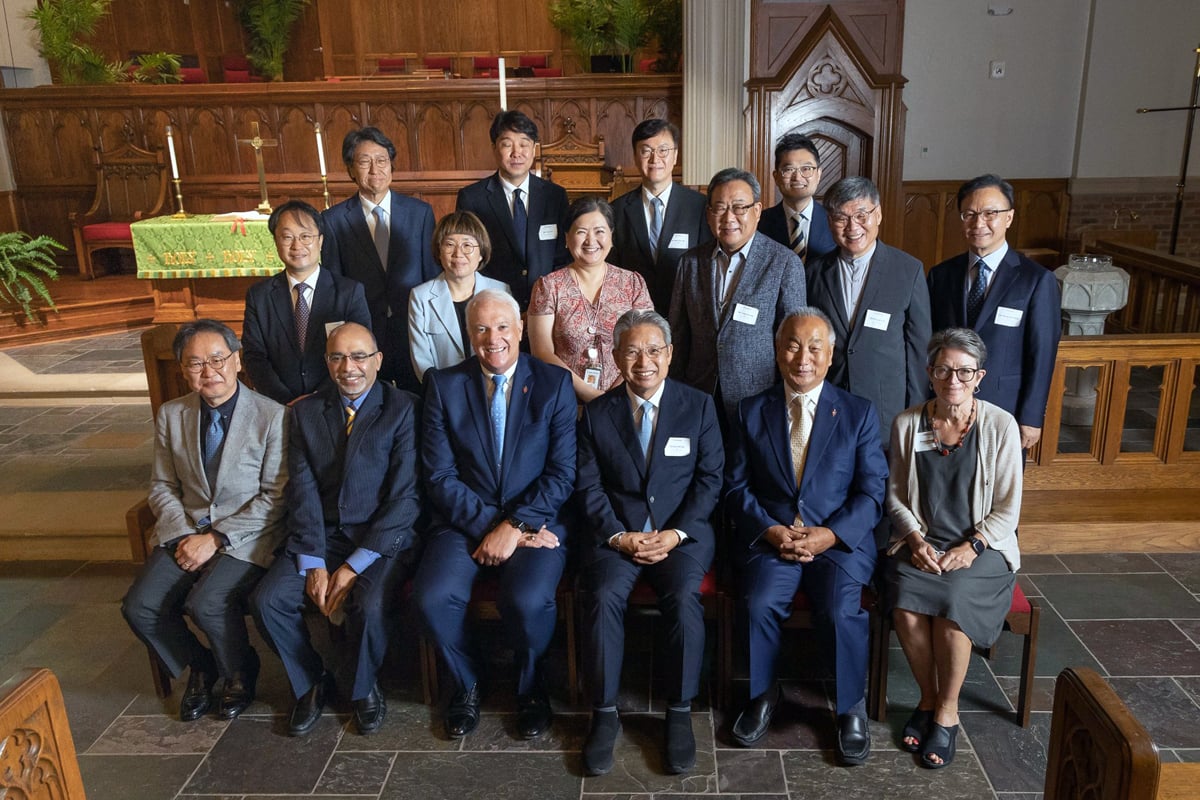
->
xmin=885 ymin=327 xmax=1022 ymax=769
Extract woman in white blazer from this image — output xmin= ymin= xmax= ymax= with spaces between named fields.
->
xmin=409 ymin=210 xmax=511 ymax=382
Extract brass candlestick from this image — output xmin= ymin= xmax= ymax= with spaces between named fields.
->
xmin=171 ymin=178 xmax=189 ymax=218
xmin=321 ymin=175 xmax=331 ymax=210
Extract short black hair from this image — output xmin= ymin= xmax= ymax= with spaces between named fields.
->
xmin=173 ymin=319 xmax=241 ymax=362
xmin=489 ymin=110 xmax=539 ymax=144
xmin=631 ymin=118 xmax=679 ymax=149
xmin=956 ymin=174 xmax=1015 ymax=210
xmin=341 ymin=126 xmax=396 ymax=166
xmin=773 ymin=133 xmax=820 ymax=170
xmin=565 ymin=196 xmax=615 ymax=232
xmin=268 ymin=199 xmax=325 ymax=237
xmin=708 ymin=167 xmax=761 ymax=203
xmin=823 ymin=176 xmax=879 ymax=210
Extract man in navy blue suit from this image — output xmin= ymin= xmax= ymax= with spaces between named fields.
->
xmin=321 ymin=127 xmax=439 ymax=391
xmin=726 ymin=308 xmax=887 ymax=765
xmin=927 ymin=174 xmax=1061 ymax=450
xmin=251 ymin=322 xmax=421 ymax=737
xmin=456 ymin=111 xmax=569 ymax=308
xmin=414 ymin=289 xmax=576 ymax=740
xmin=759 ymin=133 xmax=836 ymax=264
xmin=576 ymin=309 xmax=724 ymax=776
xmin=242 ymin=200 xmax=372 ymax=405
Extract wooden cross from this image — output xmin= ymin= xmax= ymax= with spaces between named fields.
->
xmin=235 ymin=121 xmax=279 ymax=213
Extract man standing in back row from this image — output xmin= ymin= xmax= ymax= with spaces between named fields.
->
xmin=759 ymin=133 xmax=836 ymax=264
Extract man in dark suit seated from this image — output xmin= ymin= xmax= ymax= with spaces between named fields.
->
xmin=321 ymin=127 xmax=439 ymax=391
xmin=456 ymin=111 xmax=570 ymax=309
xmin=122 ymin=320 xmax=287 ymax=723
xmin=414 ymin=289 xmax=576 ymax=740
xmin=242 ymin=200 xmax=372 ymax=405
xmin=927 ymin=174 xmax=1061 ymax=451
xmin=609 ymin=119 xmax=712 ymax=314
xmin=576 ymin=309 xmax=724 ymax=775
xmin=758 ymin=133 xmax=836 ymax=263
xmin=725 ymin=309 xmax=887 ymax=765
xmin=251 ymin=322 xmax=421 ymax=737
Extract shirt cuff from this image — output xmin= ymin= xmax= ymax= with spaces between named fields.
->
xmin=295 ymin=554 xmax=326 ymax=576
xmin=345 ymin=547 xmax=381 ymax=575
xmin=674 ymin=529 xmax=688 ymax=541
xmin=607 ymin=532 xmax=623 ymax=548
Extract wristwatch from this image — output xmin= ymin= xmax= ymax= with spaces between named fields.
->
xmin=967 ymin=536 xmax=986 ymax=556
xmin=507 ymin=516 xmax=535 ymax=534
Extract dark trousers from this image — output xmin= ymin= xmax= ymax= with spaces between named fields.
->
xmin=582 ymin=545 xmax=707 ymax=708
xmin=122 ymin=546 xmax=265 ymax=679
xmin=413 ymin=529 xmax=566 ymax=697
xmin=250 ymin=535 xmax=410 ymax=701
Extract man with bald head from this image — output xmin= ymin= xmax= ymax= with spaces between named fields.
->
xmin=252 ymin=322 xmax=421 ymax=737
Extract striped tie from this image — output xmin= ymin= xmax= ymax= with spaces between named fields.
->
xmin=345 ymin=403 xmax=356 ymax=437
xmin=790 ymin=214 xmax=807 ymax=261
xmin=294 ymin=283 xmax=310 ymax=351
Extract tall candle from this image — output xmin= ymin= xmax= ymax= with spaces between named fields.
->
xmin=165 ymin=125 xmax=180 ymax=179
xmin=315 ymin=123 xmax=327 ymax=177
xmin=498 ymin=57 xmax=507 ymax=111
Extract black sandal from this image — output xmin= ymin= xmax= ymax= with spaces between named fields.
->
xmin=921 ymin=722 xmax=959 ymax=769
xmin=901 ymin=709 xmax=933 ymax=753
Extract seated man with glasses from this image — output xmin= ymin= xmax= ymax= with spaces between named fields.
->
xmin=760 ymin=133 xmax=837 ymax=263
xmin=242 ymin=199 xmax=372 ymax=405
xmin=123 ymin=319 xmax=288 ymax=724
xmin=252 ymin=322 xmax=421 ymax=737
xmin=609 ymin=119 xmax=712 ymax=314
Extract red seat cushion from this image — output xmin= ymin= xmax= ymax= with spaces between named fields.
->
xmin=791 ymin=586 xmax=877 ymax=612
xmin=81 ymin=222 xmax=133 ymax=242
xmin=475 ymin=70 xmax=496 ymax=79
xmin=519 ymin=54 xmax=548 ymax=68
xmin=473 ymin=56 xmax=499 ymax=70
xmin=224 ymin=69 xmax=251 ymax=83
xmin=532 ymin=68 xmax=562 ymax=78
xmin=424 ymin=57 xmax=453 ymax=70
xmin=628 ymin=569 xmax=719 ymax=604
xmin=180 ymin=67 xmax=208 ymax=83
xmin=1009 ymin=582 xmax=1031 ymax=615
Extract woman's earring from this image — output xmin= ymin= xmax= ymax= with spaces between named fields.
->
xmin=974 ymin=385 xmax=980 ymax=394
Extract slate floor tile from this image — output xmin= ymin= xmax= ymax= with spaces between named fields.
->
xmin=960 ymin=709 xmax=1051 ymax=793
xmin=464 ymin=709 xmax=587 ymax=751
xmin=580 ymin=712 xmax=716 ymax=794
xmin=1108 ymin=677 xmax=1200 ymax=748
xmin=995 ymin=675 xmax=1057 ymax=715
xmin=79 ymin=753 xmax=204 ymax=800
xmin=315 ymin=750 xmax=395 ymax=794
xmin=334 ymin=696 xmax=460 ymax=752
xmin=1070 ymin=619 xmax=1200 ymax=676
xmin=1154 ymin=552 xmax=1200 ymax=593
xmin=1017 ymin=554 xmax=1067 ymax=574
xmin=715 ymin=748 xmax=787 ymax=793
xmin=1177 ymin=619 xmax=1200 ymax=647
xmin=1034 ymin=573 xmax=1199 ymax=620
xmin=1056 ymin=553 xmax=1163 ymax=573
xmin=86 ymin=714 xmax=229 ymax=755
xmin=380 ymin=751 xmax=581 ymax=799
xmin=988 ymin=604 xmax=1101 ymax=678
xmin=781 ymin=748 xmax=993 ymax=799
xmin=183 ymin=714 xmax=345 ymax=794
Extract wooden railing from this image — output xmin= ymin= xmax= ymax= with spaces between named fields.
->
xmin=1086 ymin=239 xmax=1200 ymax=334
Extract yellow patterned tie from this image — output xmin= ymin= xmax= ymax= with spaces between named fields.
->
xmin=345 ymin=404 xmax=356 ymax=437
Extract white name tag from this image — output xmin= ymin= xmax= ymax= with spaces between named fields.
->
xmin=995 ymin=306 xmax=1024 ymax=327
xmin=863 ymin=309 xmax=891 ymax=331
xmin=732 ymin=303 xmax=759 ymax=325
xmin=538 ymin=224 xmax=557 ymax=240
xmin=664 ymin=437 xmax=691 ymax=457
xmin=667 ymin=232 xmax=689 ymax=250
xmin=582 ymin=367 xmax=601 ymax=388
xmin=915 ymin=431 xmax=939 ymax=452
xmin=324 ymin=320 xmax=346 ymax=336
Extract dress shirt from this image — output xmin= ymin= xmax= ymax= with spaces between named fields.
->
xmin=285 ymin=266 xmax=320 ymax=314
xmin=481 ymin=359 xmax=520 ymax=411
xmin=967 ymin=240 xmax=1009 ymax=302
xmin=715 ymin=234 xmax=756 ymax=309
xmin=499 ymin=174 xmax=532 ymax=217
xmin=837 ymin=243 xmax=875 ymax=321
xmin=358 ymin=192 xmax=392 ymax=240
xmin=641 ymin=182 xmax=673 ymax=235
xmin=193 ymin=385 xmax=240 ymax=540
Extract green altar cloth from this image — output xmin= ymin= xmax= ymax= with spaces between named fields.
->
xmin=132 ymin=214 xmax=283 ymax=279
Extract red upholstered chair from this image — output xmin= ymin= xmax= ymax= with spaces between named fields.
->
xmin=519 ymin=54 xmax=549 ymax=68
xmin=423 ymin=55 xmax=453 ymax=71
xmin=377 ymin=57 xmax=407 ymax=74
xmin=473 ymin=55 xmax=499 ymax=74
xmin=179 ymin=67 xmax=208 ymax=83
xmin=532 ymin=67 xmax=563 ymax=78
xmin=69 ymin=139 xmax=168 ymax=279
xmin=638 ymin=57 xmax=657 ymax=73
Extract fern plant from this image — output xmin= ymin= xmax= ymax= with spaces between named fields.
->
xmin=236 ymin=0 xmax=311 ymax=81
xmin=26 ymin=0 xmax=123 ymax=84
xmin=130 ymin=52 xmax=183 ymax=84
xmin=0 ymin=233 xmax=63 ymax=322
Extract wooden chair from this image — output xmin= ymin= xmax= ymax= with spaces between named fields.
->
xmin=0 ymin=668 xmax=87 ymax=799
xmin=535 ymin=119 xmax=612 ymax=200
xmin=69 ymin=137 xmax=168 ymax=279
xmin=519 ymin=54 xmax=549 ymax=69
xmin=377 ymin=57 xmax=407 ymax=75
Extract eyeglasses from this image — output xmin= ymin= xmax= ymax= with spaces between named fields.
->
xmin=618 ymin=345 xmax=669 ymax=360
xmin=960 ymin=208 xmax=1012 ymax=223
xmin=828 ymin=206 xmax=878 ymax=227
xmin=325 ymin=351 xmax=379 ymax=365
xmin=637 ymin=145 xmax=676 ymax=160
xmin=183 ymin=353 xmax=234 ymax=373
xmin=778 ymin=165 xmax=818 ymax=179
xmin=931 ymin=365 xmax=980 ymax=382
xmin=441 ymin=240 xmax=478 ymax=254
xmin=353 ymin=156 xmax=392 ymax=170
xmin=708 ymin=202 xmax=757 ymax=217
xmin=277 ymin=232 xmax=318 ymax=246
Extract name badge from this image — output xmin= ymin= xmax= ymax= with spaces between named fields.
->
xmin=667 ymin=232 xmax=689 ymax=250
xmin=994 ymin=306 xmax=1023 ymax=327
xmin=324 ymin=320 xmax=346 ymax=336
xmin=863 ymin=309 xmax=891 ymax=331
xmin=732 ymin=303 xmax=759 ymax=325
xmin=664 ymin=437 xmax=691 ymax=457
xmin=583 ymin=367 xmax=602 ymax=388
xmin=915 ymin=431 xmax=939 ymax=452
xmin=538 ymin=224 xmax=557 ymax=240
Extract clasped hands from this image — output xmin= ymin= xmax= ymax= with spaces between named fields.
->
xmin=472 ymin=520 xmax=559 ymax=567
xmin=614 ymin=529 xmax=681 ymax=565
xmin=905 ymin=532 xmax=976 ymax=575
xmin=173 ymin=532 xmax=220 ymax=573
xmin=765 ymin=524 xmax=836 ymax=562
xmin=305 ymin=564 xmax=358 ymax=619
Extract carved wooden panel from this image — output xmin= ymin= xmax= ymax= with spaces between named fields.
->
xmin=0 ymin=669 xmax=86 ymax=800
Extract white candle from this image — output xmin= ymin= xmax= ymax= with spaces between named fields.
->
xmin=315 ymin=123 xmax=327 ymax=177
xmin=165 ymin=125 xmax=180 ymax=179
xmin=498 ymin=57 xmax=507 ymax=111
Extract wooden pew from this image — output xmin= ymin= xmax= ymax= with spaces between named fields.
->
xmin=0 ymin=668 xmax=87 ymax=799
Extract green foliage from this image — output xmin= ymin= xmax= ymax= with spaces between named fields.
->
xmin=236 ymin=0 xmax=311 ymax=81
xmin=646 ymin=0 xmax=682 ymax=72
xmin=129 ymin=52 xmax=182 ymax=84
xmin=549 ymin=0 xmax=611 ymax=61
xmin=550 ymin=0 xmax=681 ymax=72
xmin=0 ymin=232 xmax=63 ymax=322
xmin=610 ymin=0 xmax=650 ymax=57
xmin=26 ymin=0 xmax=122 ymax=84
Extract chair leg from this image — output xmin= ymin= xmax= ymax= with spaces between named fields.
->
xmin=719 ymin=592 xmax=733 ymax=711
xmin=419 ymin=634 xmax=438 ymax=707
xmin=868 ymin=608 xmax=890 ymax=722
xmin=1016 ymin=599 xmax=1040 ymax=727
xmin=148 ymin=646 xmax=172 ymax=699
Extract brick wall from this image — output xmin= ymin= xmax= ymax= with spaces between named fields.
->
xmin=1067 ymin=189 xmax=1200 ymax=259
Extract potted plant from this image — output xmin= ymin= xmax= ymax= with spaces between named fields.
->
xmin=0 ymin=232 xmax=62 ymax=323
xmin=236 ymin=0 xmax=311 ymax=81
xmin=550 ymin=0 xmax=653 ymax=73
xmin=26 ymin=0 xmax=124 ymax=84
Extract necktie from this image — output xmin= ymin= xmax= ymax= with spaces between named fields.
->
xmin=345 ymin=403 xmax=356 ymax=437
xmin=638 ymin=401 xmax=654 ymax=460
xmin=790 ymin=395 xmax=812 ymax=488
xmin=372 ymin=205 xmax=389 ymax=268
xmin=490 ymin=373 xmax=507 ymax=469
xmin=203 ymin=406 xmax=224 ymax=485
xmin=511 ymin=188 xmax=528 ymax=261
xmin=294 ymin=283 xmax=310 ymax=351
xmin=966 ymin=258 xmax=990 ymax=327
xmin=790 ymin=214 xmax=807 ymax=260
xmin=648 ymin=196 xmax=664 ymax=257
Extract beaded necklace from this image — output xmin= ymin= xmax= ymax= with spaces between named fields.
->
xmin=924 ymin=399 xmax=977 ymax=457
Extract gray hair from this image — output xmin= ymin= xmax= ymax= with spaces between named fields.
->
xmin=173 ymin=319 xmax=240 ymax=361
xmin=466 ymin=288 xmax=520 ymax=325
xmin=927 ymin=327 xmax=988 ymax=367
xmin=775 ymin=306 xmax=837 ymax=348
xmin=823 ymin=176 xmax=880 ymax=210
xmin=612 ymin=309 xmax=671 ymax=351
xmin=708 ymin=167 xmax=762 ymax=203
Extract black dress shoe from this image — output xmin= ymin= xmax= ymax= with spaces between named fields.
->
xmin=731 ymin=685 xmax=780 ymax=746
xmin=446 ymin=683 xmax=480 ymax=738
xmin=516 ymin=687 xmax=552 ymax=739
xmin=835 ymin=713 xmax=871 ymax=766
xmin=180 ymin=665 xmax=216 ymax=722
xmin=664 ymin=707 xmax=695 ymax=774
xmin=218 ymin=651 xmax=259 ymax=719
xmin=289 ymin=672 xmax=332 ymax=737
xmin=582 ymin=709 xmax=620 ymax=776
xmin=353 ymin=682 xmax=386 ymax=735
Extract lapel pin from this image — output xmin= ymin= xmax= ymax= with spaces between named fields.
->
xmin=523 ymin=385 xmax=528 ymax=394
xmin=831 ymin=409 xmax=838 ymax=417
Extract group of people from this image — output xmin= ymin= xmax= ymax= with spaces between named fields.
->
xmin=122 ymin=110 xmax=1061 ymax=776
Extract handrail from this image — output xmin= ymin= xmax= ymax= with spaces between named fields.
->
xmin=1085 ymin=239 xmax=1200 ymax=333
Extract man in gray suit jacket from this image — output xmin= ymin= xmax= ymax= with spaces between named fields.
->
xmin=123 ymin=320 xmax=287 ymax=723
xmin=668 ymin=168 xmax=807 ymax=428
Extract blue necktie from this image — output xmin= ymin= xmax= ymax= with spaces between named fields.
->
xmin=648 ymin=196 xmax=664 ymax=258
xmin=511 ymin=188 xmax=527 ymax=261
xmin=373 ymin=205 xmax=389 ymax=268
xmin=490 ymin=373 xmax=507 ymax=469
xmin=967 ymin=258 xmax=990 ymax=327
xmin=639 ymin=401 xmax=654 ymax=530
xmin=203 ymin=406 xmax=224 ymax=485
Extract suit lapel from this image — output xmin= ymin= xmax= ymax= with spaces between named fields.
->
xmin=344 ymin=200 xmax=384 ymax=274
xmin=948 ymin=254 xmax=970 ymax=326
xmin=762 ymin=387 xmax=793 ymax=488
xmin=212 ymin=385 xmax=254 ymax=492
xmin=486 ymin=175 xmax=522 ymax=263
xmin=320 ymin=390 xmax=345 ymax=463
xmin=464 ymin=364 xmax=498 ymax=477
xmin=308 ymin=269 xmax=337 ymax=352
xmin=799 ymin=388 xmax=838 ymax=494
xmin=608 ymin=389 xmax=646 ymax=478
xmin=624 ymin=194 xmax=654 ymax=263
xmin=428 ymin=278 xmax=465 ymax=359
xmin=344 ymin=382 xmax=382 ymax=463
xmin=723 ymin=237 xmax=765 ymax=325
xmin=269 ymin=273 xmax=301 ymax=353
xmin=977 ymin=249 xmax=1020 ymax=329
xmin=183 ymin=394 xmax=209 ymax=499
xmin=499 ymin=357 xmax=533 ymax=483
xmin=848 ymin=251 xmax=886 ymax=344
xmin=815 ymin=257 xmax=851 ymax=339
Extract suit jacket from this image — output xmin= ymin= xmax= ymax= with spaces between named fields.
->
xmin=576 ymin=380 xmax=724 ymax=567
xmin=147 ymin=383 xmax=288 ymax=568
xmin=928 ymin=246 xmax=1061 ymax=428
xmin=759 ymin=200 xmax=837 ymax=263
xmin=241 ymin=268 xmax=372 ymax=405
xmin=609 ymin=183 xmax=713 ymax=314
xmin=668 ymin=234 xmax=807 ymax=418
xmin=725 ymin=381 xmax=887 ymax=585
xmin=422 ymin=353 xmax=577 ymax=541
xmin=805 ymin=242 xmax=932 ymax=437
xmin=284 ymin=381 xmax=421 ymax=560
xmin=408 ymin=272 xmax=511 ymax=382
xmin=456 ymin=172 xmax=570 ymax=308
